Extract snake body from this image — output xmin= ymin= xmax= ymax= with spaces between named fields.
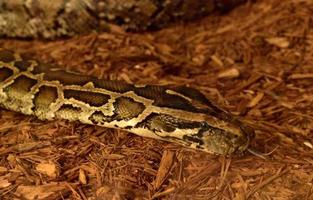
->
xmin=0 ymin=48 xmax=253 ymax=155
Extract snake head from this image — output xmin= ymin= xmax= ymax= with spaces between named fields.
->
xmin=203 ymin=121 xmax=254 ymax=155
xmin=165 ymin=86 xmax=255 ymax=155
xmin=183 ymin=116 xmax=255 ymax=155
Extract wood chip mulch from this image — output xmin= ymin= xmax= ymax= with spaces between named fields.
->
xmin=0 ymin=0 xmax=312 ymax=199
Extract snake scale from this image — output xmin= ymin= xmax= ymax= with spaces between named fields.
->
xmin=0 ymin=48 xmax=254 ymax=155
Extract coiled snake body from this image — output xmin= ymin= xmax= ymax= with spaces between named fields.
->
xmin=0 ymin=48 xmax=254 ymax=155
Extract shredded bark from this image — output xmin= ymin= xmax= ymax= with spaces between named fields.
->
xmin=0 ymin=0 xmax=313 ymax=199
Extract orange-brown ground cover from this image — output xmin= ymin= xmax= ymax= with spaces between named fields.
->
xmin=0 ymin=0 xmax=312 ymax=199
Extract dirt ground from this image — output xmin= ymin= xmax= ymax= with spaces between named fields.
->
xmin=0 ymin=0 xmax=313 ymax=199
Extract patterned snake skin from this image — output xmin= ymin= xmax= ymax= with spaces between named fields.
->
xmin=0 ymin=48 xmax=254 ymax=155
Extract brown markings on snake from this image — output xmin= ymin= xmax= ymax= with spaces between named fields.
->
xmin=33 ymin=63 xmax=135 ymax=93
xmin=30 ymin=61 xmax=225 ymax=121
xmin=32 ymin=62 xmax=51 ymax=74
xmin=14 ymin=60 xmax=32 ymax=71
xmin=0 ymin=49 xmax=16 ymax=63
xmin=4 ymin=75 xmax=37 ymax=95
xmin=33 ymin=85 xmax=58 ymax=111
xmin=36 ymin=67 xmax=215 ymax=115
xmin=94 ymin=80 xmax=135 ymax=93
xmin=134 ymin=85 xmax=206 ymax=113
xmin=136 ymin=113 xmax=203 ymax=133
xmin=45 ymin=70 xmax=96 ymax=85
xmin=58 ymin=104 xmax=82 ymax=112
xmin=64 ymin=89 xmax=110 ymax=107
xmin=182 ymin=124 xmax=219 ymax=146
xmin=56 ymin=104 xmax=83 ymax=119
xmin=113 ymin=97 xmax=145 ymax=121
xmin=48 ymin=71 xmax=134 ymax=93
xmin=0 ymin=67 xmax=14 ymax=82
xmin=182 ymin=134 xmax=205 ymax=146
xmin=173 ymin=86 xmax=213 ymax=106
xmin=89 ymin=110 xmax=113 ymax=125
xmin=173 ymin=86 xmax=235 ymax=123
xmin=33 ymin=63 xmax=96 ymax=85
